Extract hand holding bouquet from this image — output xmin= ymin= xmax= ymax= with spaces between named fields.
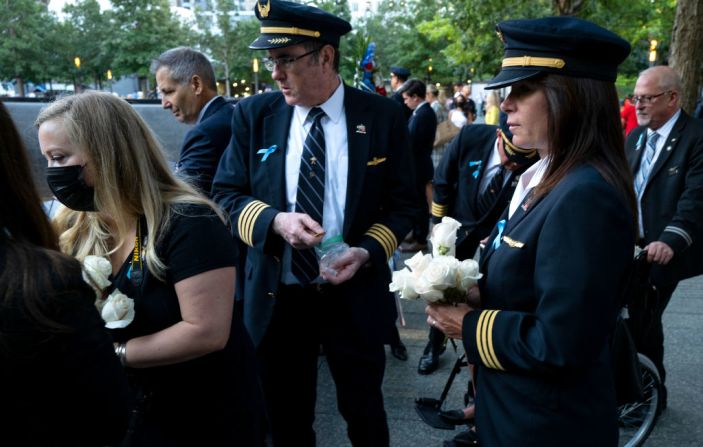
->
xmin=389 ymin=217 xmax=482 ymax=305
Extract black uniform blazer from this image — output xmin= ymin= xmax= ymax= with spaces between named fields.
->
xmin=408 ymin=102 xmax=437 ymax=183
xmin=625 ymin=111 xmax=703 ymax=280
xmin=465 ymin=165 xmax=635 ymax=446
xmin=391 ymin=90 xmax=412 ymax=121
xmin=177 ymin=96 xmax=236 ymax=193
xmin=432 ymin=124 xmax=521 ymax=259
xmin=212 ymin=84 xmax=418 ymax=346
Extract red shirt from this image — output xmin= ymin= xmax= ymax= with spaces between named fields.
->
xmin=621 ymin=100 xmax=637 ymax=136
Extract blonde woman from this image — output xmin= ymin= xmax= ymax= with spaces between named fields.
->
xmin=36 ymin=92 xmax=264 ymax=446
xmin=484 ymin=90 xmax=500 ymax=125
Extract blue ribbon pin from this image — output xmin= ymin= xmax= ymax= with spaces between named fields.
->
xmin=469 ymin=160 xmax=483 ymax=179
xmin=636 ymin=133 xmax=644 ymax=151
xmin=492 ymin=219 xmax=506 ymax=250
xmin=257 ymin=144 xmax=278 ymax=161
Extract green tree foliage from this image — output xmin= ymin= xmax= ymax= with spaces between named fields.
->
xmin=353 ymin=0 xmax=459 ymax=86
xmin=0 ymin=0 xmax=56 ymax=95
xmin=62 ymin=0 xmax=116 ymax=90
xmin=194 ymin=2 xmax=260 ymax=97
xmin=110 ymin=0 xmax=196 ymax=89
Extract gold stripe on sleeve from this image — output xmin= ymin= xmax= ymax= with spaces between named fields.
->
xmin=431 ymin=202 xmax=448 ymax=218
xmin=238 ymin=200 xmax=269 ymax=247
xmin=476 ymin=310 xmax=505 ymax=370
xmin=485 ymin=310 xmax=505 ymax=371
xmin=365 ymin=223 xmax=397 ymax=259
xmin=476 ymin=311 xmax=496 ymax=369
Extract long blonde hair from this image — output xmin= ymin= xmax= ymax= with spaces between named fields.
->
xmin=35 ymin=92 xmax=224 ymax=279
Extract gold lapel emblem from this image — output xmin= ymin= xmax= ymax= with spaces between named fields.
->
xmin=502 ymin=236 xmax=524 ymax=248
xmin=356 ymin=124 xmax=367 ymax=134
xmin=257 ymin=0 xmax=271 ymax=18
xmin=367 ymin=157 xmax=387 ymax=166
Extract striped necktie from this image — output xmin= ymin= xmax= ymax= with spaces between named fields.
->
xmin=634 ymin=132 xmax=660 ymax=197
xmin=477 ymin=165 xmax=506 ymax=217
xmin=291 ymin=107 xmax=326 ymax=285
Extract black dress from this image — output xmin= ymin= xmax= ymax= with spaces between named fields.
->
xmin=109 ymin=205 xmax=264 ymax=446
xmin=0 ymin=241 xmax=132 ymax=446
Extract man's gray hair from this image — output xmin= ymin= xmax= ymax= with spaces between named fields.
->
xmin=150 ymin=47 xmax=217 ymax=90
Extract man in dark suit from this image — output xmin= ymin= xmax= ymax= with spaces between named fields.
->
xmin=211 ymin=1 xmax=417 ymax=445
xmin=151 ymin=47 xmax=236 ymax=193
xmin=400 ymin=79 xmax=437 ymax=252
xmin=626 ymin=65 xmax=703 ymax=408
xmin=390 ymin=66 xmax=412 ymax=121
xmin=419 ymin=114 xmax=538 ymax=374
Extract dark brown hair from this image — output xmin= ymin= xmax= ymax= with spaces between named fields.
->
xmin=531 ymin=74 xmax=637 ymax=229
xmin=0 ymin=102 xmax=80 ymax=331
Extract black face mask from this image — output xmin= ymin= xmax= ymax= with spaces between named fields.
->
xmin=46 ymin=165 xmax=96 ymax=212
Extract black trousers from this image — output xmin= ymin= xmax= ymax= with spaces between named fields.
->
xmin=640 ymin=263 xmax=678 ymax=384
xmin=411 ymin=180 xmax=430 ymax=243
xmin=257 ymin=284 xmax=389 ymax=447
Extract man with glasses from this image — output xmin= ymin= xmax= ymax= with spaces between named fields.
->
xmin=625 ymin=65 xmax=703 ymax=411
xmin=212 ymin=1 xmax=417 ymax=445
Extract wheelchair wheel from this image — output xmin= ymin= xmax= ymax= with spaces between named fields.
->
xmin=618 ymin=353 xmax=661 ymax=447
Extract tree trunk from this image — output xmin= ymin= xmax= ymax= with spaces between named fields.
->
xmin=668 ymin=0 xmax=703 ymax=114
xmin=15 ymin=77 xmax=25 ymax=97
xmin=224 ymin=60 xmax=231 ymax=97
xmin=553 ymin=0 xmax=586 ymax=16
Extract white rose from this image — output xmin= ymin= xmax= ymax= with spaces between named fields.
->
xmin=100 ymin=289 xmax=135 ymax=329
xmin=430 ymin=217 xmax=462 ymax=257
xmin=389 ymin=268 xmax=419 ymax=300
xmin=404 ymin=251 xmax=432 ymax=274
xmin=420 ymin=257 xmax=458 ymax=291
xmin=82 ymin=255 xmax=112 ymax=295
xmin=456 ymin=259 xmax=483 ymax=292
xmin=414 ymin=277 xmax=445 ymax=303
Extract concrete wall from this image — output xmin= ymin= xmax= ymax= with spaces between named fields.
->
xmin=3 ymin=99 xmax=191 ymax=199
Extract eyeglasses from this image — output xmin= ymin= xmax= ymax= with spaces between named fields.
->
xmin=262 ymin=47 xmax=321 ymax=72
xmin=632 ymin=91 xmax=671 ymax=105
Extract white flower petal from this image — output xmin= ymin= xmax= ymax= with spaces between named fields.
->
xmin=101 ymin=289 xmax=135 ymax=328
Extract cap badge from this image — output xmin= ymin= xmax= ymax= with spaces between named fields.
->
xmin=257 ymin=0 xmax=271 ymax=18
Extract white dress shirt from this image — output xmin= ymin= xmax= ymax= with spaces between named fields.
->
xmin=282 ymin=80 xmax=348 ymax=284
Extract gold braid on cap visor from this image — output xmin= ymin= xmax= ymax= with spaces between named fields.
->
xmin=260 ymin=26 xmax=321 ymax=38
xmin=500 ymin=130 xmax=539 ymax=158
xmin=502 ymin=56 xmax=565 ymax=69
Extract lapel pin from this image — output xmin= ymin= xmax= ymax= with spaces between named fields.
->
xmin=636 ymin=133 xmax=644 ymax=151
xmin=367 ymin=157 xmax=386 ymax=166
xmin=257 ymin=144 xmax=278 ymax=161
xmin=356 ymin=124 xmax=367 ymax=134
xmin=469 ymin=160 xmax=482 ymax=179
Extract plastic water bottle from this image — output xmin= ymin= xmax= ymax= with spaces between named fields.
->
xmin=316 ymin=235 xmax=350 ymax=278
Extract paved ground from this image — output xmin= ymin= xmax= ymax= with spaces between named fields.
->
xmin=314 ymin=273 xmax=703 ymax=446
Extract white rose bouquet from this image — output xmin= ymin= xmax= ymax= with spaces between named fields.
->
xmin=82 ymin=255 xmax=135 ymax=328
xmin=389 ymin=217 xmax=482 ymax=305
